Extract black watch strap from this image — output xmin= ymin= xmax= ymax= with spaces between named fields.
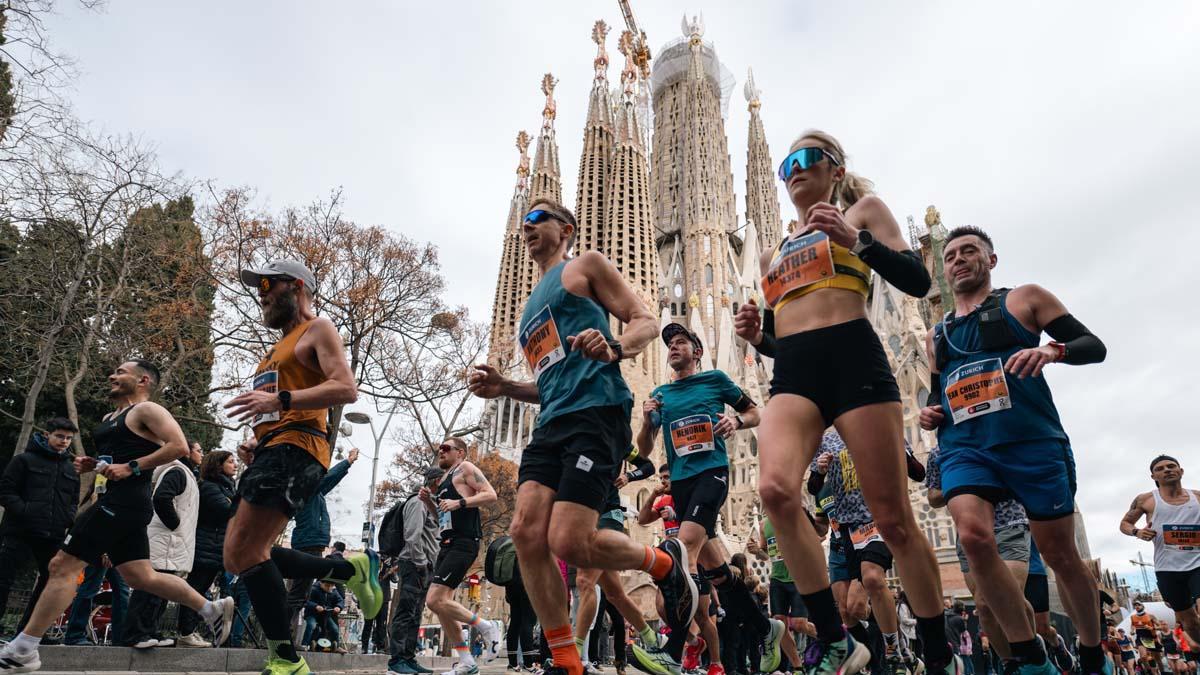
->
xmin=459 ymin=498 xmax=467 ymax=509
xmin=607 ymin=339 xmax=624 ymax=361
xmin=278 ymin=390 xmax=292 ymax=411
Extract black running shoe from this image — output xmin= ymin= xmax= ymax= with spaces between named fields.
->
xmin=653 ymin=539 xmax=698 ymax=631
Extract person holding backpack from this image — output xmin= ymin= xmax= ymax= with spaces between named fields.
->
xmin=385 ymin=466 xmax=443 ymax=675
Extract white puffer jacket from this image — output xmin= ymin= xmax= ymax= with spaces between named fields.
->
xmin=147 ymin=460 xmax=199 ymax=572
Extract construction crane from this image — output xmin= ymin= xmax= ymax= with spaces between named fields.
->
xmin=617 ymin=0 xmax=651 ymax=79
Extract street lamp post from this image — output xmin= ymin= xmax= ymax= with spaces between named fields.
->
xmin=344 ymin=412 xmax=381 ymax=547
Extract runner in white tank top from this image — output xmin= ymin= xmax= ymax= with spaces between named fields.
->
xmin=1121 ymin=455 xmax=1200 ymax=644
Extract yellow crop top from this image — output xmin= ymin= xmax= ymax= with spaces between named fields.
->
xmin=761 ymin=230 xmax=871 ymax=312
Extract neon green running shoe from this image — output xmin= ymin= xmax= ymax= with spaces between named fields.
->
xmin=260 ymin=656 xmax=311 ymax=675
xmin=343 ymin=548 xmax=383 ymax=619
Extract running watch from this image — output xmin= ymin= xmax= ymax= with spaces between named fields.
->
xmin=850 ymin=229 xmax=876 ymax=256
xmin=606 ymin=339 xmax=625 ymax=361
xmin=128 ymin=460 xmax=141 ymax=476
xmin=278 ymin=390 xmax=292 ymax=410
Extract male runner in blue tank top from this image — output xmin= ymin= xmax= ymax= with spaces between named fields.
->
xmin=918 ymin=226 xmax=1107 ymax=675
xmin=469 ymin=199 xmax=696 ymax=675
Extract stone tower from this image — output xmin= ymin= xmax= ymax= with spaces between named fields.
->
xmin=575 ymin=22 xmax=614 ymax=255
xmin=650 ymin=14 xmax=739 ymax=351
xmin=486 ymin=132 xmax=532 ymax=367
xmin=520 ymin=73 xmax=562 ymax=300
xmin=743 ymin=68 xmax=783 ymax=253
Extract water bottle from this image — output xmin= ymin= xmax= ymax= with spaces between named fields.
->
xmin=649 ymin=393 xmax=663 ymax=428
xmin=95 ymin=455 xmax=112 ymax=495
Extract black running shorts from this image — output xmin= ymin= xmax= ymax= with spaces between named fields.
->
xmin=61 ymin=501 xmax=153 ymax=567
xmin=432 ymin=536 xmax=480 ymax=589
xmin=1024 ymin=573 xmax=1050 ymax=614
xmin=518 ymin=404 xmax=632 ymax=512
xmin=841 ymin=522 xmax=894 ymax=577
xmin=1156 ymin=568 xmax=1200 ymax=612
xmin=669 ymin=466 xmax=729 ymax=538
xmin=769 ymin=578 xmax=808 ymax=618
xmin=236 ymin=443 xmax=326 ymax=517
xmin=769 ymin=318 xmax=901 ymax=427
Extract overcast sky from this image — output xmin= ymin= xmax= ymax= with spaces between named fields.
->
xmin=44 ymin=1 xmax=1200 ymax=581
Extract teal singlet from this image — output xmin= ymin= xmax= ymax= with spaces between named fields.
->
xmin=517 ymin=260 xmax=632 ymax=427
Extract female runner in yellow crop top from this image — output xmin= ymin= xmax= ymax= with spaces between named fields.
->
xmin=733 ymin=130 xmax=958 ymax=674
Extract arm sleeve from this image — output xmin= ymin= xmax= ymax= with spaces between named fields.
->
xmin=807 ymin=470 xmax=826 ymax=496
xmin=0 ymin=456 xmax=28 ymax=515
xmin=152 ymin=468 xmax=187 ymax=530
xmin=927 ymin=371 xmax=942 ymax=407
xmin=753 ymin=309 xmax=778 ymax=358
xmin=719 ymin=372 xmax=756 ymax=412
xmin=1044 ymin=314 xmax=1107 ymax=365
xmin=626 ymin=456 xmax=656 ymax=482
xmin=857 ymin=244 xmax=932 ymax=298
xmin=319 ymin=459 xmax=352 ymax=495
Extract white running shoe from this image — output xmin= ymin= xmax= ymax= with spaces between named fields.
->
xmin=133 ymin=638 xmax=158 ymax=649
xmin=442 ymin=663 xmax=480 ymax=675
xmin=176 ymin=632 xmax=210 ymax=648
xmin=155 ymin=637 xmax=175 ymax=648
xmin=0 ymin=642 xmax=40 ymax=674
xmin=479 ymin=620 xmax=502 ymax=663
xmin=206 ymin=597 xmax=236 ymax=647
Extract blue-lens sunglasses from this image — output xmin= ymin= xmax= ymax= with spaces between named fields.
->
xmin=777 ymin=147 xmax=840 ymax=182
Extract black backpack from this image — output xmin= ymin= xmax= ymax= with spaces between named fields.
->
xmin=484 ymin=535 xmax=519 ymax=587
xmin=378 ymin=495 xmax=415 ymax=557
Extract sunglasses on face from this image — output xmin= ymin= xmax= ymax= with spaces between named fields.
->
xmin=777 ymin=146 xmax=840 ymax=182
xmin=523 ymin=209 xmax=553 ymax=225
xmin=258 ymin=275 xmax=295 ymax=294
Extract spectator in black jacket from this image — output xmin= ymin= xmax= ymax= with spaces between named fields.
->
xmin=303 ymin=580 xmax=345 ymax=651
xmin=0 ymin=418 xmax=80 ymax=637
xmin=177 ymin=450 xmax=238 ymax=647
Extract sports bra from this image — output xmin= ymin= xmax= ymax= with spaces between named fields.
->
xmin=761 ymin=230 xmax=871 ymax=312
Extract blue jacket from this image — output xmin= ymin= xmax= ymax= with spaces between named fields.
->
xmin=290 ymin=459 xmax=351 ymax=550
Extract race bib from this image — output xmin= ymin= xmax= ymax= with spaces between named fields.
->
xmin=761 ymin=232 xmax=835 ymax=308
xmin=1163 ymin=524 xmax=1200 ymax=549
xmin=766 ymin=535 xmax=784 ymax=563
xmin=669 ymin=415 xmax=716 ymax=457
xmin=945 ymin=358 xmax=1012 ymax=424
xmin=849 ymin=522 xmax=883 ymax=550
xmin=250 ymin=370 xmax=281 ymax=427
xmin=519 ymin=305 xmax=566 ymax=377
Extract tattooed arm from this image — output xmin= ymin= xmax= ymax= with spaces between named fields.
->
xmin=1120 ymin=492 xmax=1155 ymax=540
xmin=460 ymin=461 xmax=498 ymax=507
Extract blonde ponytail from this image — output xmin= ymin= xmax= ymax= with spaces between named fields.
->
xmin=790 ymin=129 xmax=875 ymax=209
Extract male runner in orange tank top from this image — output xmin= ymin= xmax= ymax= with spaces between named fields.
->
xmin=222 ymin=259 xmax=379 ymax=675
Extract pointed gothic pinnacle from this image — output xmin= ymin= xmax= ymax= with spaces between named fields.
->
xmin=540 ymin=73 xmax=558 ymax=127
xmin=516 ymin=131 xmax=531 ymax=178
xmin=744 ymin=67 xmax=761 ymax=109
xmin=592 ymin=20 xmax=609 ymax=80
xmin=681 ymin=12 xmax=705 ymax=39
xmin=619 ymin=30 xmax=637 ymax=90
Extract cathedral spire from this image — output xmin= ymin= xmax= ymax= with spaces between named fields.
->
xmin=529 ymin=73 xmax=562 ymax=204
xmin=575 ymin=23 xmax=613 ymax=255
xmin=744 ymin=67 xmax=782 ymax=252
xmin=488 ymin=131 xmax=533 ymax=366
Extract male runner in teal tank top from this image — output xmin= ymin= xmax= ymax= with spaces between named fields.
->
xmin=469 ymin=198 xmax=696 ymax=675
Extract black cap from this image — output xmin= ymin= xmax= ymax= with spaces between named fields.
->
xmin=661 ymin=322 xmax=702 ymax=349
xmin=422 ymin=466 xmax=443 ymax=482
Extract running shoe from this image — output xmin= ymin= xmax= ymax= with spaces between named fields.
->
xmin=389 ymin=658 xmax=420 ymax=674
xmin=1016 ymin=658 xmax=1056 ymax=675
xmin=629 ymin=644 xmax=682 ymax=675
xmin=802 ymin=633 xmax=871 ymax=675
xmin=0 ymin=642 xmax=39 ymax=674
xmin=903 ymin=653 xmax=925 ymax=675
xmin=260 ymin=656 xmax=311 ymax=675
xmin=133 ymin=638 xmax=158 ymax=649
xmin=411 ymin=658 xmax=435 ymax=673
xmin=206 ymin=596 xmax=236 ymax=648
xmin=706 ymin=663 xmax=725 ymax=675
xmin=479 ymin=620 xmax=502 ymax=662
xmin=155 ymin=637 xmax=176 ymax=648
xmin=343 ymin=549 xmax=384 ymax=620
xmin=683 ymin=637 xmax=706 ymax=670
xmin=654 ymin=539 xmax=698 ymax=631
xmin=1051 ymin=635 xmax=1076 ymax=673
xmin=177 ymin=632 xmax=210 ymax=648
xmin=442 ymin=663 xmax=481 ymax=675
xmin=760 ymin=618 xmax=786 ymax=672
xmin=885 ymin=652 xmax=906 ymax=675
xmin=586 ymin=663 xmax=604 ymax=675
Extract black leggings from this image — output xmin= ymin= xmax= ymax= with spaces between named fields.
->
xmin=178 ymin=561 xmax=224 ymax=636
xmin=506 ymin=582 xmax=537 ymax=668
xmin=605 ymin=596 xmax=626 ymax=665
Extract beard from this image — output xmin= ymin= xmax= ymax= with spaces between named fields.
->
xmin=263 ymin=289 xmax=299 ymax=329
xmin=108 ymin=380 xmax=135 ymax=401
xmin=950 ymin=264 xmax=989 ymax=294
